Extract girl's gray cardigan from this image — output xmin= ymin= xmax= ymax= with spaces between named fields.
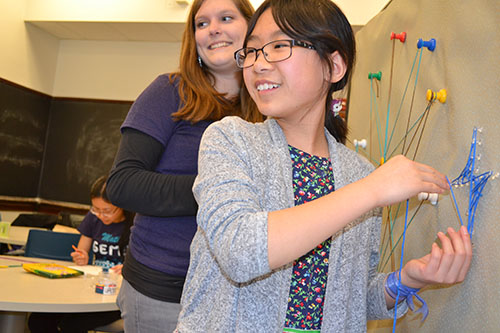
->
xmin=177 ymin=117 xmax=407 ymax=332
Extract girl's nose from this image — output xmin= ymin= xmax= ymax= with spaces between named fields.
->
xmin=253 ymin=50 xmax=272 ymax=72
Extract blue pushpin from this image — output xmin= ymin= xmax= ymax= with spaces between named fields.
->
xmin=368 ymin=71 xmax=382 ymax=80
xmin=417 ymin=38 xmax=436 ymax=51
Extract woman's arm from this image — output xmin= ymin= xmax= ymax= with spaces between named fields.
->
xmin=106 ymin=128 xmax=198 ymax=216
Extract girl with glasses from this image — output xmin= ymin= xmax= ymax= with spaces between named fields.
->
xmin=28 ymin=176 xmax=134 ymax=333
xmin=176 ymin=0 xmax=472 ymax=331
xmin=71 ymin=175 xmax=133 ymax=271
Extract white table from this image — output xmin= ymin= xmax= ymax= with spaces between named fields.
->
xmin=0 ymin=226 xmax=46 ymax=246
xmin=0 ymin=255 xmax=120 ymax=332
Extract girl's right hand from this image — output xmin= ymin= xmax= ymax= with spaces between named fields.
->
xmin=71 ymin=248 xmax=89 ymax=266
xmin=363 ymin=155 xmax=449 ymax=208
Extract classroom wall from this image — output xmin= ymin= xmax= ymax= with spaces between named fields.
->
xmin=53 ymin=40 xmax=180 ymax=100
xmin=347 ymin=0 xmax=500 ymax=331
xmin=0 ymin=1 xmax=59 ymax=96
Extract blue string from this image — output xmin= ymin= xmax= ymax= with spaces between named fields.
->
xmin=451 ymin=127 xmax=494 ymax=237
xmin=392 ymin=199 xmax=410 ymax=332
xmin=379 ymin=204 xmax=400 ymax=271
xmin=381 ymin=202 xmax=422 ymax=272
xmin=446 ymin=176 xmax=464 ymax=227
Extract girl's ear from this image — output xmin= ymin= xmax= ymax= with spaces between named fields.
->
xmin=328 ymin=51 xmax=347 ymax=83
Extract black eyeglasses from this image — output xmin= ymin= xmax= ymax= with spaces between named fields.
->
xmin=234 ymin=39 xmax=316 ymax=69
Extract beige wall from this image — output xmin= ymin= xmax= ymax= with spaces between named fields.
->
xmin=0 ymin=1 xmax=59 ymax=95
xmin=53 ymin=40 xmax=181 ymax=100
xmin=25 ymin=0 xmax=189 ymax=23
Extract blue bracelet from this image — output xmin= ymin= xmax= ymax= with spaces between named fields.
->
xmin=385 ymin=271 xmax=429 ymax=321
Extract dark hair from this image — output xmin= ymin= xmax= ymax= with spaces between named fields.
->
xmin=170 ymin=0 xmax=262 ymax=124
xmin=244 ymin=0 xmax=355 ymax=143
xmin=90 ymin=176 xmax=134 ymax=259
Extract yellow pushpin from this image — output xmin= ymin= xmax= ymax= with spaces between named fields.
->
xmin=380 ymin=157 xmax=385 ymax=165
xmin=426 ymin=89 xmax=447 ymax=103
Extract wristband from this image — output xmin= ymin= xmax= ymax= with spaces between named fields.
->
xmin=385 ymin=271 xmax=429 ymax=321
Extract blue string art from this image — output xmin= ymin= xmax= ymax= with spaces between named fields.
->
xmin=448 ymin=127 xmax=497 ymax=236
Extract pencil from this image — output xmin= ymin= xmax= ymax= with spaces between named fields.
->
xmin=0 ymin=264 xmax=22 ymax=268
xmin=72 ymin=245 xmax=84 ymax=254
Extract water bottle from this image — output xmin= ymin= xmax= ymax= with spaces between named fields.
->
xmin=95 ymin=267 xmax=117 ymax=295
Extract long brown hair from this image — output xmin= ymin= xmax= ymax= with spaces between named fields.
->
xmin=170 ymin=0 xmax=262 ymax=123
xmin=243 ymin=0 xmax=355 ymax=143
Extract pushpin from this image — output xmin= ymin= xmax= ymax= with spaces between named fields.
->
xmin=417 ymin=192 xmax=438 ymax=205
xmin=390 ymin=32 xmax=406 ymax=43
xmin=426 ymin=89 xmax=447 ymax=103
xmin=353 ymin=139 xmax=367 ymax=149
xmin=417 ymin=38 xmax=436 ymax=51
xmin=380 ymin=157 xmax=385 ymax=165
xmin=368 ymin=71 xmax=382 ymax=80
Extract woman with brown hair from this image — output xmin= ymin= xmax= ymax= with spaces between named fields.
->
xmin=106 ymin=0 xmax=262 ymax=331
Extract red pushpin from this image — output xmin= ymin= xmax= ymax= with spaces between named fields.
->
xmin=426 ymin=89 xmax=447 ymax=103
xmin=390 ymin=31 xmax=406 ymax=43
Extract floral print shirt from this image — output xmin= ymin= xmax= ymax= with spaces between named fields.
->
xmin=284 ymin=145 xmax=335 ymax=332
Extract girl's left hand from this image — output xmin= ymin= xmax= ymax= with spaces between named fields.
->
xmin=400 ymin=226 xmax=472 ymax=289
xmin=110 ymin=264 xmax=123 ymax=275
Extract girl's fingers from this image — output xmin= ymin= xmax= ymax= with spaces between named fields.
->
xmin=442 ymin=228 xmax=466 ymax=283
xmin=434 ymin=228 xmax=472 ymax=284
xmin=71 ymin=251 xmax=82 ymax=258
xmin=414 ymin=163 xmax=448 ymax=192
xmin=435 ymin=232 xmax=454 ymax=280
xmin=426 ymin=242 xmax=442 ymax=275
xmin=457 ymin=226 xmax=473 ymax=281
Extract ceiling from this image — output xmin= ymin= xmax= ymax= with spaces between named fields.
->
xmin=27 ymin=21 xmax=186 ymax=43
xmin=27 ymin=20 xmax=362 ymax=43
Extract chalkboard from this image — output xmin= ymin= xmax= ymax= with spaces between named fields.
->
xmin=0 ymin=79 xmax=51 ymax=197
xmin=0 ymin=78 xmax=132 ymax=207
xmin=40 ymin=99 xmax=131 ymax=205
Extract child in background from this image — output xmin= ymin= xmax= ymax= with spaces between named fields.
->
xmin=175 ymin=0 xmax=472 ymax=331
xmin=71 ymin=175 xmax=133 ymax=273
xmin=28 ymin=176 xmax=133 ymax=333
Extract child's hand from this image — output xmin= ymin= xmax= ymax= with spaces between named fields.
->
xmin=364 ymin=155 xmax=449 ymax=208
xmin=110 ymin=264 xmax=123 ymax=275
xmin=71 ymin=247 xmax=89 ymax=266
xmin=400 ymin=226 xmax=472 ymax=289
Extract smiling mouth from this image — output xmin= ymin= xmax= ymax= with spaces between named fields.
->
xmin=257 ymin=83 xmax=280 ymax=92
xmin=209 ymin=42 xmax=231 ymax=50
